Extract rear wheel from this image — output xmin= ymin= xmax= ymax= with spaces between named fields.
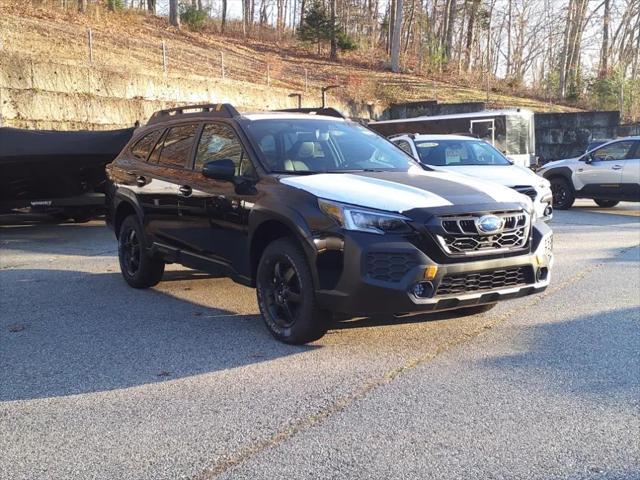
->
xmin=256 ymin=238 xmax=330 ymax=344
xmin=550 ymin=177 xmax=575 ymax=210
xmin=594 ymin=199 xmax=619 ymax=208
xmin=118 ymin=215 xmax=164 ymax=289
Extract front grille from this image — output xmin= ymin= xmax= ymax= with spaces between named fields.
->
xmin=436 ymin=211 xmax=530 ymax=256
xmin=512 ymin=186 xmax=537 ymax=201
xmin=365 ymin=253 xmax=416 ymax=282
xmin=437 ymin=266 xmax=532 ymax=296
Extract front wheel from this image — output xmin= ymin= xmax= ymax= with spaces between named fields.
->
xmin=594 ymin=199 xmax=619 ymax=208
xmin=118 ymin=215 xmax=164 ymax=289
xmin=550 ymin=177 xmax=575 ymax=210
xmin=256 ymin=238 xmax=330 ymax=344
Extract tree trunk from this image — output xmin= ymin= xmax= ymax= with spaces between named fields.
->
xmin=506 ymin=0 xmax=512 ymax=76
xmin=390 ymin=0 xmax=403 ymax=72
xmin=330 ymin=0 xmax=337 ymax=59
xmin=146 ymin=0 xmax=156 ymax=14
xmin=599 ymin=0 xmax=610 ymax=76
xmin=299 ymin=0 xmax=306 ymax=30
xmin=221 ymin=0 xmax=227 ymax=32
xmin=464 ymin=0 xmax=480 ymax=71
xmin=78 ymin=0 xmax=86 ymax=13
xmin=444 ymin=0 xmax=456 ymax=62
xmin=169 ymin=0 xmax=180 ymax=28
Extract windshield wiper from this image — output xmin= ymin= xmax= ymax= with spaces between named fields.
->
xmin=325 ymin=168 xmax=391 ymax=173
xmin=271 ymin=170 xmax=324 ymax=175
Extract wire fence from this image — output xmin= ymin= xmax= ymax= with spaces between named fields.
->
xmin=4 ymin=15 xmax=338 ymax=100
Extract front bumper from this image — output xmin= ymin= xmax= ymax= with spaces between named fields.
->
xmin=314 ymin=222 xmax=553 ymax=315
xmin=535 ymin=190 xmax=554 ymax=222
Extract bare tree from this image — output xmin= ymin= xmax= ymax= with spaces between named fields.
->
xmin=78 ymin=0 xmax=86 ymax=13
xmin=390 ymin=0 xmax=403 ymax=71
xmin=221 ymin=0 xmax=227 ymax=32
xmin=330 ymin=0 xmax=337 ymax=59
xmin=169 ymin=0 xmax=180 ymax=28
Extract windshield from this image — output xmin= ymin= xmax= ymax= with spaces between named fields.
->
xmin=413 ymin=139 xmax=511 ymax=166
xmin=242 ymin=118 xmax=418 ymax=173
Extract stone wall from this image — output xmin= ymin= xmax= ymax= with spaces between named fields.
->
xmin=534 ymin=111 xmax=620 ymax=162
xmin=380 ymin=101 xmax=486 ymax=120
xmin=0 ymin=52 xmax=378 ymax=130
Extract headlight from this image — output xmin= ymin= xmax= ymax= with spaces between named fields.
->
xmin=318 ymin=199 xmax=412 ymax=234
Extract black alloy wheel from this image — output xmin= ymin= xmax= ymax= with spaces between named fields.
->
xmin=118 ymin=215 xmax=165 ymax=289
xmin=594 ymin=199 xmax=619 ymax=208
xmin=550 ymin=177 xmax=575 ymax=210
xmin=262 ymin=256 xmax=303 ymax=329
xmin=256 ymin=238 xmax=330 ymax=344
xmin=121 ymin=227 xmax=141 ymax=277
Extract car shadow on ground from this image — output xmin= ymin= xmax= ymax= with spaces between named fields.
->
xmin=0 ymin=268 xmax=316 ymax=402
xmin=1 ymin=222 xmax=112 ymax=257
xmin=478 ymin=306 xmax=640 ymax=400
xmin=1 ymin=265 xmax=479 ymax=402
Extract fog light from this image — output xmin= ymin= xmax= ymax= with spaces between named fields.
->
xmin=412 ymin=281 xmax=434 ymax=298
xmin=423 ymin=265 xmax=438 ymax=280
xmin=536 ymin=267 xmax=549 ymax=282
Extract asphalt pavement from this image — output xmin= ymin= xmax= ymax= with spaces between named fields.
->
xmin=1 ymin=200 xmax=639 ymax=480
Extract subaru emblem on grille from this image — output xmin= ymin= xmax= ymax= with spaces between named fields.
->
xmin=476 ymin=215 xmax=503 ymax=234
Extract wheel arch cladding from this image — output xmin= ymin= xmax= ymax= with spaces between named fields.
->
xmin=114 ymin=199 xmax=140 ymax=238
xmin=542 ymin=166 xmax=574 ymax=186
xmin=250 ymin=219 xmax=305 ymax=285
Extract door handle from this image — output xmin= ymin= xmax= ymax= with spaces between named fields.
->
xmin=179 ymin=185 xmax=193 ymax=197
xmin=611 ymin=165 xmax=622 ymax=170
xmin=136 ymin=176 xmax=147 ymax=187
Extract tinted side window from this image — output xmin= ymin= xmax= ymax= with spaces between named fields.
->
xmin=148 ymin=130 xmax=166 ymax=163
xmin=131 ymin=130 xmax=162 ymax=161
xmin=394 ymin=139 xmax=413 ymax=155
xmin=593 ymin=141 xmax=635 ymax=161
xmin=195 ymin=123 xmax=255 ymax=177
xmin=158 ymin=124 xmax=199 ymax=168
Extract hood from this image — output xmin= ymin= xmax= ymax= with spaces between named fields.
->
xmin=429 ymin=164 xmax=543 ymax=188
xmin=539 ymin=157 xmax=580 ymax=169
xmin=279 ymin=168 xmax=530 ymax=214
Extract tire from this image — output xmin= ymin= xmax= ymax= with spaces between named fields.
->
xmin=594 ymin=199 xmax=619 ymax=208
xmin=451 ymin=303 xmax=497 ymax=316
xmin=549 ymin=177 xmax=575 ymax=210
xmin=118 ymin=215 xmax=164 ymax=289
xmin=256 ymin=237 xmax=331 ymax=344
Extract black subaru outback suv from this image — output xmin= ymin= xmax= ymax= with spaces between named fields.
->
xmin=106 ymin=104 xmax=553 ymax=344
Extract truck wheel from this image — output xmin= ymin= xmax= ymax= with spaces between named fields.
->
xmin=594 ymin=199 xmax=619 ymax=208
xmin=256 ymin=237 xmax=331 ymax=344
xmin=550 ymin=177 xmax=575 ymax=210
xmin=118 ymin=215 xmax=164 ymax=289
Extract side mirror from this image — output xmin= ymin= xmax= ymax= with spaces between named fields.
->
xmin=581 ymin=154 xmax=593 ymax=164
xmin=202 ymin=159 xmax=236 ymax=181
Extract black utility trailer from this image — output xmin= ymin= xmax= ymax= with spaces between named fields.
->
xmin=0 ymin=127 xmax=133 ymax=221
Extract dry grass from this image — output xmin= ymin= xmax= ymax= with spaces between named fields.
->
xmin=0 ymin=0 xmax=580 ymax=114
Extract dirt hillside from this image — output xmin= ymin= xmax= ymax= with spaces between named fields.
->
xmin=0 ymin=1 xmax=579 ymax=130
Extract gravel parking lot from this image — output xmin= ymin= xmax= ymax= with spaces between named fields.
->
xmin=1 ymin=200 xmax=639 ymax=480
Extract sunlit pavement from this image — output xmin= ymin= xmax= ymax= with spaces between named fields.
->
xmin=1 ymin=201 xmax=639 ymax=480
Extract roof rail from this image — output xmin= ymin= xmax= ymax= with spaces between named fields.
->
xmin=275 ymin=107 xmax=345 ymax=119
xmin=147 ymin=103 xmax=240 ymax=125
